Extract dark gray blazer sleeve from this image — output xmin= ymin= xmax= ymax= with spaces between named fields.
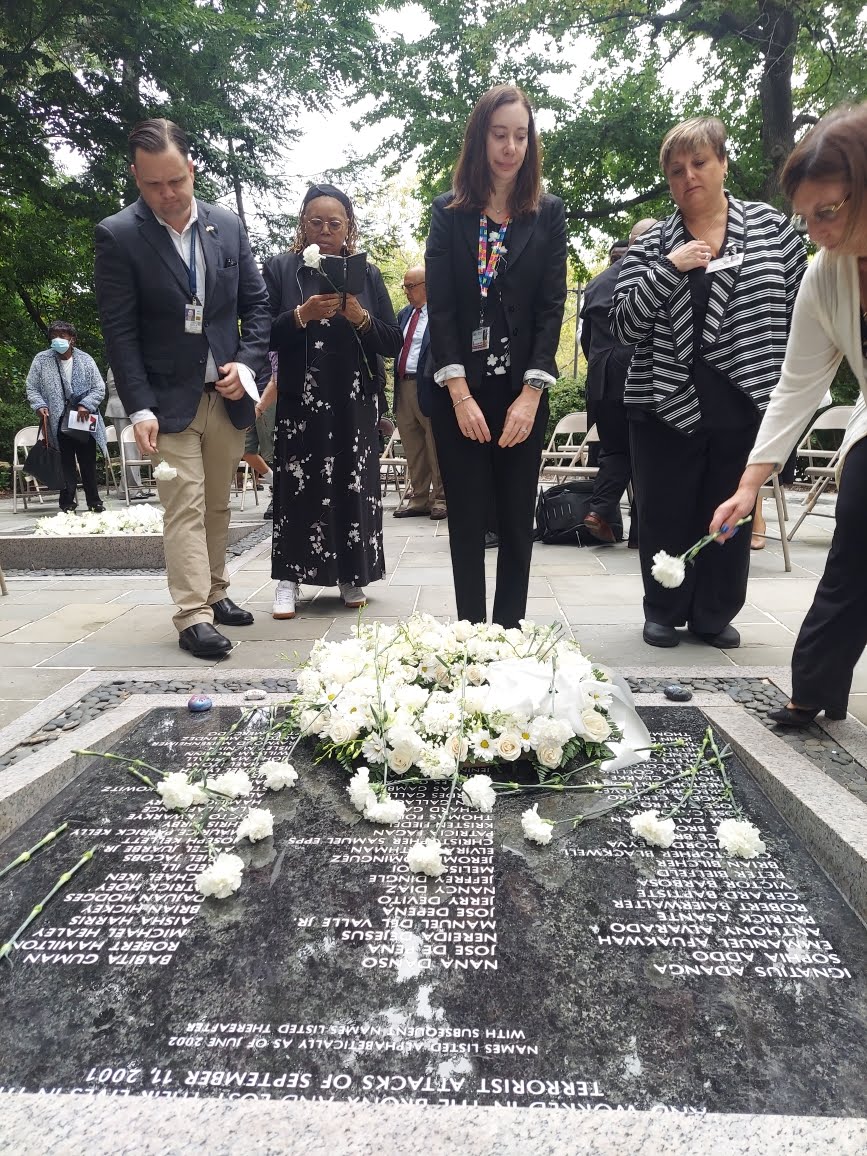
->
xmin=94 ymin=221 xmax=155 ymax=414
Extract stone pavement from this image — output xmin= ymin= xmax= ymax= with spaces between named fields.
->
xmin=0 ymin=482 xmax=861 ymax=733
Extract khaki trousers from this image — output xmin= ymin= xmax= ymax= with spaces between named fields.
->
xmin=152 ymin=391 xmax=245 ymax=632
xmin=395 ymin=376 xmax=444 ymax=509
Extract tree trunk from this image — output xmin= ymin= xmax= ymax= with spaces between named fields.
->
xmin=227 ymin=137 xmax=247 ymax=230
xmin=757 ymin=0 xmax=799 ymax=204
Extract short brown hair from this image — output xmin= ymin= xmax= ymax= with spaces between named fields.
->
xmin=451 ymin=85 xmax=542 ymax=217
xmin=129 ymin=119 xmax=190 ymax=162
xmin=781 ymin=103 xmax=867 ymax=243
xmin=659 ymin=117 xmax=727 ymax=173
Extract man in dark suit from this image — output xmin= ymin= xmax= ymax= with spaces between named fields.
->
xmin=393 ymin=265 xmax=446 ymax=519
xmin=94 ymin=119 xmax=271 ymax=658
xmin=579 ymin=219 xmax=657 ymax=545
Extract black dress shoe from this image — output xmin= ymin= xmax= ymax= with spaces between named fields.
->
xmin=88 ymin=503 xmax=106 ymax=513
xmin=484 ymin=532 xmax=499 ymax=549
xmin=643 ymin=621 xmax=679 ymax=648
xmin=690 ymin=624 xmax=740 ymax=649
xmin=210 ymin=597 xmax=254 ymax=626
xmin=767 ymin=704 xmax=846 ymax=727
xmin=178 ymin=623 xmax=233 ymax=658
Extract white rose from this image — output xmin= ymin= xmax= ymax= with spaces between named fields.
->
xmin=326 ymin=716 xmax=357 ymax=744
xmin=495 ymin=733 xmax=523 ymax=761
xmin=716 ymin=818 xmax=766 ymax=859
xmin=651 ymin=550 xmax=686 ymax=589
xmin=461 ymin=774 xmax=497 ymax=813
xmin=465 ymin=664 xmax=486 ymax=685
xmin=302 ymin=243 xmax=322 ymax=268
xmin=406 ymin=838 xmax=449 ymax=877
xmin=581 ymin=708 xmax=611 ymax=743
xmin=536 ymin=744 xmax=563 ymax=769
xmin=386 ymin=748 xmax=413 ymax=774
xmin=236 ymin=807 xmax=274 ymax=843
xmin=629 ymin=809 xmax=676 ymax=848
xmin=153 ymin=460 xmax=178 ymax=481
xmin=209 ymin=769 xmax=253 ymax=799
xmin=446 ymin=734 xmax=469 ymax=761
xmin=452 ymin=620 xmax=474 ymax=642
xmin=156 ymin=772 xmax=195 ymax=811
xmin=521 ymin=804 xmax=554 ymax=845
xmin=195 ymin=852 xmax=244 ymax=899
xmin=364 ymin=796 xmax=406 ymax=825
xmin=259 ymin=760 xmax=298 ymax=790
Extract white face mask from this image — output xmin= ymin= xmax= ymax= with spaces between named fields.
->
xmin=50 ymin=338 xmax=70 ymax=354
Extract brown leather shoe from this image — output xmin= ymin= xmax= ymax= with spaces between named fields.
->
xmin=393 ymin=505 xmax=430 ymax=518
xmin=583 ymin=512 xmax=616 ymax=543
xmin=430 ymin=505 xmax=448 ymax=520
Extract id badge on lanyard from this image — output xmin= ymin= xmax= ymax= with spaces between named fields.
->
xmin=183 ymin=223 xmax=204 ymax=334
xmin=474 ymin=212 xmax=509 ymax=353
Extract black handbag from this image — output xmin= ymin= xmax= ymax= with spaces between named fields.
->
xmin=535 ymin=478 xmax=623 ymax=545
xmin=60 ymin=406 xmax=96 ymax=443
xmin=23 ymin=414 xmax=66 ymax=490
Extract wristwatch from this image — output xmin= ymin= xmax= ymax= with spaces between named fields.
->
xmin=524 ymin=379 xmax=546 ymax=391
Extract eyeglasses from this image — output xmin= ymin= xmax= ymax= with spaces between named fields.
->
xmin=790 ymin=193 xmax=851 ymax=234
xmin=403 ymin=280 xmax=425 ymax=291
xmin=305 ymin=217 xmax=347 ymax=233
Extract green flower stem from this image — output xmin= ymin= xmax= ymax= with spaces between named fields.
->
xmin=705 ymin=729 xmax=743 ymax=816
xmin=494 ymin=780 xmax=634 ymax=796
xmin=75 ymin=749 xmax=167 ymax=779
xmin=663 ymin=731 xmax=712 ymax=818
xmin=0 ymin=822 xmax=69 ymax=881
xmin=556 ymin=768 xmax=697 ymax=827
xmin=0 ymin=846 xmax=96 ymax=962
xmin=683 ymin=515 xmax=752 ymax=563
xmin=433 ymin=645 xmax=469 ymax=840
xmin=188 ymin=707 xmax=255 ymax=784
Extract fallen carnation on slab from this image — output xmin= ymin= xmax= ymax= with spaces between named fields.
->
xmin=521 ymin=804 xmax=554 ymax=845
xmin=406 ymin=838 xmax=449 ymax=877
xmin=209 ymin=769 xmax=253 ymax=798
xmin=461 ymin=774 xmax=497 ymax=813
xmin=629 ymin=809 xmax=676 ymax=848
xmin=235 ymin=808 xmax=274 ymax=843
xmin=259 ymin=760 xmax=298 ymax=790
xmin=155 ymin=771 xmax=197 ymax=811
xmin=716 ymin=818 xmax=766 ymax=859
xmin=195 ymin=852 xmax=245 ymax=899
xmin=364 ymin=796 xmax=406 ymax=825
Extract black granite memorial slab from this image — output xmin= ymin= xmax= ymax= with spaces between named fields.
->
xmin=0 ymin=704 xmax=865 ymax=1116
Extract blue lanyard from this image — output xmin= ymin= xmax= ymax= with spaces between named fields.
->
xmin=188 ymin=223 xmax=199 ymax=302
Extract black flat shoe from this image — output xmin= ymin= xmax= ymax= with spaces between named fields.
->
xmin=643 ymin=621 xmax=679 ymax=648
xmin=178 ymin=623 xmax=233 ymax=658
xmin=767 ymin=704 xmax=846 ymax=728
xmin=88 ymin=503 xmax=106 ymax=513
xmin=210 ymin=597 xmax=254 ymax=626
xmin=690 ymin=624 xmax=740 ymax=649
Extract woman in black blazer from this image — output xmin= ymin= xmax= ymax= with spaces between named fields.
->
xmin=425 ymin=85 xmax=567 ymax=628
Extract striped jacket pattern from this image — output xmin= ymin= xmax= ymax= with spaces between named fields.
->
xmin=611 ymin=195 xmax=806 ymax=434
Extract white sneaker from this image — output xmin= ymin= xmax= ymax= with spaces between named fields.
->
xmin=272 ymin=580 xmax=298 ymax=619
xmin=339 ymin=582 xmax=367 ymax=609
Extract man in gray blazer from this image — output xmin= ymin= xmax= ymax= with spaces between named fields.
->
xmin=94 ymin=119 xmax=271 ymax=658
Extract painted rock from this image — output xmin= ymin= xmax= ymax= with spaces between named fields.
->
xmin=244 ymin=689 xmax=267 ymax=702
xmin=188 ymin=694 xmax=213 ymax=713
xmin=663 ymin=684 xmax=693 ymax=702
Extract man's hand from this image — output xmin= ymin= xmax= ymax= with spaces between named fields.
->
xmin=216 ymin=363 xmax=246 ymax=400
xmin=134 ymin=419 xmax=160 ymax=455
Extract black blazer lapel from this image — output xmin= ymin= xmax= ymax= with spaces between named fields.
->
xmin=702 ymin=195 xmax=746 ymax=348
xmin=134 ymin=199 xmax=193 ymax=298
xmin=502 ymin=208 xmax=539 ymax=274
xmin=198 ymin=201 xmax=222 ymax=309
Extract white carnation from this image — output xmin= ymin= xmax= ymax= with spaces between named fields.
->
xmin=629 ymin=809 xmax=676 ymax=848
xmin=153 ymin=460 xmax=178 ymax=481
xmin=156 ymin=772 xmax=196 ymax=811
xmin=348 ymin=766 xmax=377 ymax=814
xmin=651 ymin=550 xmax=686 ymax=589
xmin=236 ymin=807 xmax=274 ymax=843
xmin=209 ymin=769 xmax=253 ymax=798
xmin=259 ymin=760 xmax=298 ymax=790
xmin=302 ymin=243 xmax=322 ymax=268
xmin=364 ymin=796 xmax=406 ymax=825
xmin=195 ymin=852 xmax=244 ymax=899
xmin=461 ymin=774 xmax=497 ymax=813
xmin=406 ymin=837 xmax=449 ymax=877
xmin=716 ymin=818 xmax=766 ymax=859
xmin=521 ymin=804 xmax=554 ymax=845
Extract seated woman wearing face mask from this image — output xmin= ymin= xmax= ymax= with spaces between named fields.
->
xmin=25 ymin=321 xmax=108 ymax=512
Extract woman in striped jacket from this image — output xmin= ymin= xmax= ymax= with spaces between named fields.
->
xmin=612 ymin=116 xmax=806 ymax=650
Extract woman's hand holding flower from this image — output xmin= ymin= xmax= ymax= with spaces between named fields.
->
xmin=710 ymin=464 xmax=771 ymax=542
xmin=500 ymin=385 xmax=541 ymax=448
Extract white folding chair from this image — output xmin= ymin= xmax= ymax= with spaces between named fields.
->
xmin=539 ymin=412 xmax=588 ymax=481
xmin=119 ymin=424 xmax=153 ymax=506
xmin=755 ymin=473 xmax=792 ymax=572
xmin=787 ymin=405 xmax=855 ymax=542
xmin=380 ymin=421 xmax=408 ymax=496
xmin=12 ymin=425 xmax=46 ymax=513
xmin=234 ymin=460 xmax=260 ymax=511
xmin=102 ymin=424 xmax=122 ymax=498
xmin=540 ymin=423 xmax=601 ymax=485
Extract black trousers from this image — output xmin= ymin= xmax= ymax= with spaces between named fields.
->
xmin=588 ymin=397 xmax=635 ymax=541
xmin=629 ymin=415 xmax=757 ymax=632
xmin=791 ymin=437 xmax=867 ymax=713
xmin=432 ymin=382 xmax=548 ymax=627
xmin=57 ymin=429 xmax=100 ymax=510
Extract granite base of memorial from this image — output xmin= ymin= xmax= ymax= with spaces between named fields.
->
xmin=0 ymin=523 xmax=256 ymax=571
xmin=0 ymin=680 xmax=866 ymax=1153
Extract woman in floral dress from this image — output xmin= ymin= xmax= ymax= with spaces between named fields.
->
xmin=264 ymin=184 xmax=403 ymax=619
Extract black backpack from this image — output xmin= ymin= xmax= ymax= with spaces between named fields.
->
xmin=534 ymin=478 xmax=623 ymax=545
